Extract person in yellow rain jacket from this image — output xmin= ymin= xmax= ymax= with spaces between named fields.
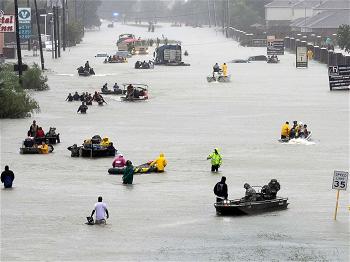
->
xmin=307 ymin=49 xmax=313 ymax=60
xmin=281 ymin=121 xmax=290 ymax=139
xmin=38 ymin=141 xmax=49 ymax=154
xmin=207 ymin=148 xmax=222 ymax=172
xmin=150 ymin=153 xmax=167 ymax=172
xmin=100 ymin=137 xmax=110 ymax=147
xmin=221 ymin=63 xmax=228 ymax=77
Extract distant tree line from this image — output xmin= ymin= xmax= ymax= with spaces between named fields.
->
xmin=98 ymin=0 xmax=269 ymax=30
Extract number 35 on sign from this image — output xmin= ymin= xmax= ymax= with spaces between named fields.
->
xmin=332 ymin=171 xmax=348 ymax=190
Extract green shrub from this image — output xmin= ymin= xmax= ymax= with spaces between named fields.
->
xmin=0 ymin=65 xmax=40 ymax=118
xmin=22 ymin=63 xmax=49 ymax=91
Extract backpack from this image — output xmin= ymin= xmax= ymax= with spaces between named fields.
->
xmin=214 ymin=182 xmax=223 ymax=196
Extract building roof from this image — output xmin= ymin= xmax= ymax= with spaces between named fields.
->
xmin=291 ymin=9 xmax=350 ymax=28
xmin=265 ymin=0 xmax=301 ymax=8
xmin=293 ymin=0 xmax=322 ymax=8
xmin=314 ymin=0 xmax=350 ymax=10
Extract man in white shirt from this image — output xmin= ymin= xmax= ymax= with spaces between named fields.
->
xmin=90 ymin=196 xmax=109 ymax=224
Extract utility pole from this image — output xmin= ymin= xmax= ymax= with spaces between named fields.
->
xmin=222 ymin=0 xmax=225 ymax=34
xmin=34 ymin=0 xmax=45 ymax=70
xmin=53 ymin=6 xmax=57 ymax=58
xmin=74 ymin=0 xmax=77 ymax=22
xmin=207 ymin=0 xmax=211 ymax=28
xmin=26 ymin=0 xmax=31 ymax=51
xmin=57 ymin=7 xmax=61 ymax=57
xmin=226 ymin=0 xmax=230 ymax=38
xmin=213 ymin=0 xmax=217 ymax=27
xmin=14 ymin=0 xmax=23 ymax=84
xmin=62 ymin=0 xmax=66 ymax=51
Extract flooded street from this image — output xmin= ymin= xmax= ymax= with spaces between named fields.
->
xmin=1 ymin=23 xmax=349 ymax=261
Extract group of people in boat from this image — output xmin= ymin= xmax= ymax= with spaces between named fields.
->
xmin=68 ymin=135 xmax=116 ymax=157
xmin=125 ymin=84 xmax=147 ymax=99
xmin=104 ymin=55 xmax=126 ymax=63
xmin=111 ymin=153 xmax=167 ymax=184
xmin=134 ymin=60 xmax=154 ymax=69
xmin=77 ymin=61 xmax=95 ymax=75
xmin=267 ymin=55 xmax=279 ymax=63
xmin=212 ymin=63 xmax=228 ymax=77
xmin=281 ymin=121 xmax=310 ymax=140
xmin=214 ymin=177 xmax=281 ymax=203
xmin=101 ymin=83 xmax=121 ymax=93
xmin=23 ymin=120 xmax=54 ymax=154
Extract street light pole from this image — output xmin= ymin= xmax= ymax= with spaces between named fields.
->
xmin=40 ymin=14 xmax=47 ymax=38
xmin=34 ymin=0 xmax=44 ymax=70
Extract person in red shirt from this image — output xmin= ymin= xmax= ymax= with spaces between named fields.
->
xmin=36 ymin=127 xmax=45 ymax=138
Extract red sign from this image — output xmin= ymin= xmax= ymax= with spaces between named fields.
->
xmin=0 ymin=15 xmax=15 ymax=33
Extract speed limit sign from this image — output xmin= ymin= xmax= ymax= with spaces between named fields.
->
xmin=332 ymin=171 xmax=348 ymax=190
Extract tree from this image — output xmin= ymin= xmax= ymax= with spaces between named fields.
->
xmin=337 ymin=24 xmax=350 ymax=53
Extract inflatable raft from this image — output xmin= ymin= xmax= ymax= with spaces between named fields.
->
xmin=108 ymin=162 xmax=156 ymax=175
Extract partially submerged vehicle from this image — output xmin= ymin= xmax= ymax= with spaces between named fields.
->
xmin=154 ymin=45 xmax=190 ymax=66
xmin=95 ymin=53 xmax=108 ymax=58
xmin=120 ymin=83 xmax=149 ymax=102
xmin=215 ymin=197 xmax=289 ymax=215
xmin=207 ymin=73 xmax=231 ymax=83
xmin=230 ymin=59 xmax=249 ymax=63
xmin=248 ymin=55 xmax=267 ymax=61
xmin=132 ymin=39 xmax=149 ymax=55
xmin=116 ymin=33 xmax=135 ymax=51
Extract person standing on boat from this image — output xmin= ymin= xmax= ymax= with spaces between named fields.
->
xmin=84 ymin=61 xmax=90 ymax=71
xmin=280 ymin=121 xmax=290 ymax=139
xmin=207 ymin=148 xmax=222 ymax=172
xmin=212 ymin=63 xmax=220 ymax=77
xmin=243 ymin=183 xmax=256 ymax=201
xmin=150 ymin=153 xmax=167 ymax=172
xmin=1 ymin=166 xmax=15 ymax=189
xmin=123 ymin=160 xmax=134 ymax=184
xmin=221 ymin=63 xmax=228 ymax=77
xmin=28 ymin=120 xmax=38 ymax=137
xmin=90 ymin=196 xmax=109 ymax=224
xmin=214 ymin=176 xmax=228 ymax=202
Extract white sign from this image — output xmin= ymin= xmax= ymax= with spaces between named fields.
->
xmin=332 ymin=171 xmax=348 ymax=190
xmin=18 ymin=8 xmax=31 ymax=24
xmin=0 ymin=15 xmax=15 ymax=33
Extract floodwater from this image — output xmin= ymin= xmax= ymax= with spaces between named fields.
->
xmin=1 ymin=22 xmax=349 ymax=261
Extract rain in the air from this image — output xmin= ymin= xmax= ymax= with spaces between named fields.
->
xmin=0 ymin=0 xmax=349 ymax=261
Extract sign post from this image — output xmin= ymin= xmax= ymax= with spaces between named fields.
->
xmin=296 ymin=46 xmax=308 ymax=68
xmin=328 ymin=65 xmax=350 ymax=91
xmin=332 ymin=170 xmax=348 ymax=220
xmin=18 ymin=8 xmax=31 ymax=40
xmin=267 ymin=36 xmax=285 ymax=56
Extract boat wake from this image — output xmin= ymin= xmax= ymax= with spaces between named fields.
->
xmin=285 ymin=138 xmax=315 ymax=145
xmin=55 ymin=73 xmax=74 ymax=76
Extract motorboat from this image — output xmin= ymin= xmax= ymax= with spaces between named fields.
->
xmin=120 ymin=83 xmax=149 ymax=102
xmin=214 ymin=197 xmax=289 ymax=215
